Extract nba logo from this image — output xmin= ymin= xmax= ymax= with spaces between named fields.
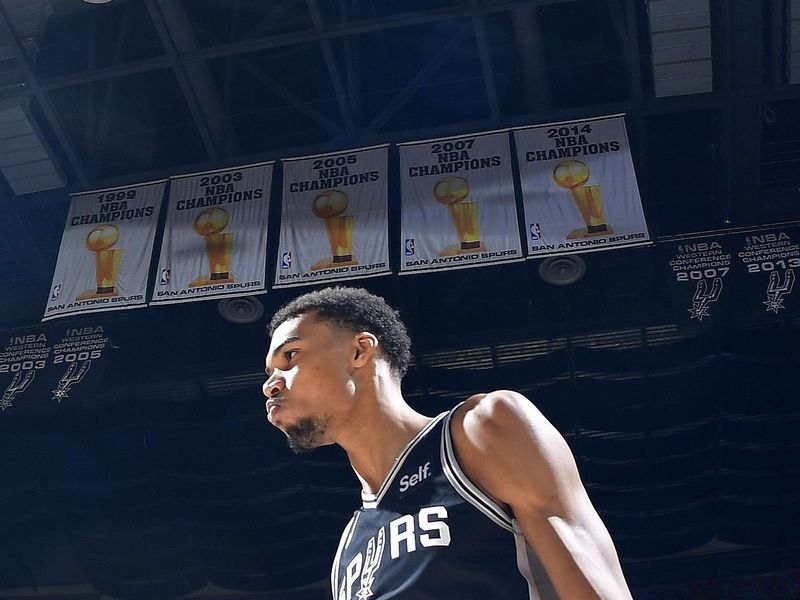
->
xmin=159 ymin=268 xmax=171 ymax=285
xmin=281 ymin=251 xmax=292 ymax=269
xmin=404 ymin=238 xmax=415 ymax=256
xmin=529 ymin=223 xmax=541 ymax=241
xmin=50 ymin=284 xmax=61 ymax=301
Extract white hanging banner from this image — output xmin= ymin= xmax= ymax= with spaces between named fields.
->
xmin=43 ymin=180 xmax=166 ymax=321
xmin=398 ymin=130 xmax=523 ymax=273
xmin=274 ymin=145 xmax=390 ymax=288
xmin=151 ymin=162 xmax=273 ymax=305
xmin=514 ymin=114 xmax=650 ymax=257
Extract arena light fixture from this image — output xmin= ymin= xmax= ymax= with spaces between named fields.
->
xmin=790 ymin=0 xmax=800 ymax=84
xmin=0 ymin=97 xmax=65 ymax=195
xmin=647 ymin=0 xmax=712 ymax=97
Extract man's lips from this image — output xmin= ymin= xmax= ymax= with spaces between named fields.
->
xmin=265 ymin=398 xmax=283 ymax=419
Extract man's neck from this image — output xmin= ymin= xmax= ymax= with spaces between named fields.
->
xmin=337 ymin=384 xmax=432 ymax=495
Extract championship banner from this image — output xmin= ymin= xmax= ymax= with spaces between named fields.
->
xmin=398 ymin=130 xmax=523 ymax=273
xmin=661 ymin=233 xmax=737 ymax=326
xmin=732 ymin=224 xmax=799 ymax=320
xmin=1 ymin=323 xmax=113 ymax=414
xmin=152 ymin=163 xmax=273 ymax=304
xmin=660 ymin=223 xmax=800 ymax=326
xmin=274 ymin=145 xmax=390 ymax=287
xmin=514 ymin=115 xmax=650 ymax=257
xmin=43 ymin=180 xmax=166 ymax=321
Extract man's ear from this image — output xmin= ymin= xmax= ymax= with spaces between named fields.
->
xmin=352 ymin=332 xmax=378 ymax=367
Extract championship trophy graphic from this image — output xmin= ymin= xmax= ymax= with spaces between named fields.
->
xmin=552 ymin=160 xmax=614 ymax=240
xmin=190 ymin=207 xmax=235 ymax=286
xmin=77 ymin=224 xmax=122 ymax=300
xmin=310 ymin=190 xmax=357 ymax=270
xmin=433 ymin=176 xmax=484 ymax=255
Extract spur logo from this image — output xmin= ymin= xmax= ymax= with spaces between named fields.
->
xmin=339 ymin=506 xmax=451 ymax=600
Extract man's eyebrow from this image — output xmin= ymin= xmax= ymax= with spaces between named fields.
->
xmin=272 ymin=336 xmax=301 ymax=357
xmin=265 ymin=336 xmax=302 ymax=375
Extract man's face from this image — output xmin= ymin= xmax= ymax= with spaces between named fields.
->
xmin=263 ymin=312 xmax=355 ymax=452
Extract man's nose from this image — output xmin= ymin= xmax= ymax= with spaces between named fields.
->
xmin=262 ymin=373 xmax=285 ymax=398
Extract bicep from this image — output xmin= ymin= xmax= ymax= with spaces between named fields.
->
xmin=511 ymin=494 xmax=629 ymax=600
xmin=453 ymin=391 xmax=631 ymax=600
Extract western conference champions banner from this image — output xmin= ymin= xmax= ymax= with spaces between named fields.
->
xmin=398 ymin=130 xmax=523 ymax=273
xmin=274 ymin=145 xmax=390 ymax=287
xmin=733 ymin=224 xmax=800 ymax=320
xmin=43 ymin=181 xmax=165 ymax=321
xmin=662 ymin=223 xmax=800 ymax=326
xmin=662 ymin=232 xmax=737 ymax=326
xmin=514 ymin=114 xmax=650 ymax=257
xmin=1 ymin=323 xmax=114 ymax=414
xmin=152 ymin=162 xmax=273 ymax=304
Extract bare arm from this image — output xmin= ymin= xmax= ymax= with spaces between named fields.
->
xmin=450 ymin=391 xmax=632 ymax=600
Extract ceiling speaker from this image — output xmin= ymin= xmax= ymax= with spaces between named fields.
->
xmin=538 ymin=255 xmax=586 ymax=286
xmin=218 ymin=296 xmax=264 ymax=324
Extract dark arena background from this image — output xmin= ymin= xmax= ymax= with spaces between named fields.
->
xmin=0 ymin=1 xmax=799 ymax=599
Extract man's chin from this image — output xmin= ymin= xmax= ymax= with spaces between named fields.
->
xmin=284 ymin=417 xmax=330 ymax=454
xmin=286 ymin=435 xmax=315 ymax=454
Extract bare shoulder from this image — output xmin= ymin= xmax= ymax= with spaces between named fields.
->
xmin=451 ymin=390 xmax=568 ymax=459
xmin=451 ymin=392 xmax=632 ymax=599
xmin=454 ymin=389 xmax=547 ymax=429
xmin=450 ymin=390 xmax=582 ymax=511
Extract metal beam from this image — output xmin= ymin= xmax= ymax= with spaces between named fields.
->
xmin=468 ymin=0 xmax=500 ymax=124
xmin=245 ymin=0 xmax=300 ymax=40
xmin=90 ymin=0 xmax=134 ymax=179
xmin=7 ymin=76 xmax=799 ymax=212
xmin=609 ymin=0 xmax=650 ymax=221
xmin=154 ymin=0 xmax=240 ymax=155
xmin=239 ymin=58 xmax=343 ymax=139
xmin=705 ymin=0 xmax=764 ymax=228
xmin=86 ymin=15 xmax=97 ymax=173
xmin=37 ymin=0 xmax=577 ymax=92
xmin=40 ymin=56 xmax=173 ymax=92
xmin=612 ymin=0 xmax=645 ymax=108
xmin=12 ymin=79 xmax=800 ymax=208
xmin=0 ymin=2 xmax=87 ymax=186
xmin=306 ymin=0 xmax=356 ymax=140
xmin=0 ymin=192 xmax=52 ymax=291
xmin=510 ymin=5 xmax=552 ymax=113
xmin=144 ymin=0 xmax=220 ymax=163
xmin=726 ymin=1 xmax=763 ymax=225
xmin=219 ymin=1 xmax=242 ymax=156
xmin=342 ymin=8 xmax=363 ymax=137
xmin=368 ymin=24 xmax=472 ymax=134
xmin=767 ymin=0 xmax=785 ymax=88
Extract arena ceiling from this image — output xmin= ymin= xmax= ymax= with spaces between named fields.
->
xmin=0 ymin=1 xmax=799 ymax=599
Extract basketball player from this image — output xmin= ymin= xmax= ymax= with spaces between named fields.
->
xmin=263 ymin=287 xmax=631 ymax=599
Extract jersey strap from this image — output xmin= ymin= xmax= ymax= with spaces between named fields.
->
xmin=361 ymin=411 xmax=449 ymax=509
xmin=440 ymin=403 xmax=516 ymax=532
